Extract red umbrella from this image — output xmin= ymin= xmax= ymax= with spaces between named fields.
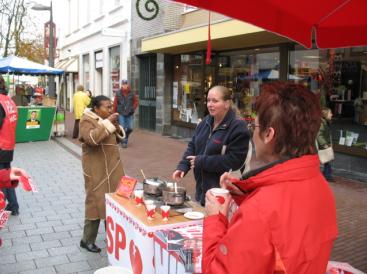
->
xmin=172 ymin=0 xmax=367 ymax=49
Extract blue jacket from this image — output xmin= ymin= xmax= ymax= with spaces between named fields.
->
xmin=176 ymin=109 xmax=250 ymax=205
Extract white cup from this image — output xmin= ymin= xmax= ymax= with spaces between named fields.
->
xmin=146 ymin=204 xmax=156 ymax=220
xmin=210 ymin=188 xmax=230 ymax=205
xmin=134 ymin=190 xmax=144 ymax=206
xmin=160 ymin=205 xmax=171 ymax=221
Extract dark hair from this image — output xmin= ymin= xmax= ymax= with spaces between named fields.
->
xmin=91 ymin=95 xmax=111 ymax=110
xmin=255 ymin=82 xmax=321 ymax=157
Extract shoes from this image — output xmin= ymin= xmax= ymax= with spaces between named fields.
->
xmin=80 ymin=240 xmax=101 ymax=253
xmin=11 ymin=210 xmax=19 ymax=216
xmin=121 ymin=143 xmax=127 ymax=148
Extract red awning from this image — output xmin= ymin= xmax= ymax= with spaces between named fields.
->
xmin=173 ymin=0 xmax=367 ymax=49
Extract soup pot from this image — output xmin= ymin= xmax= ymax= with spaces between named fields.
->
xmin=143 ymin=178 xmax=165 ymax=195
xmin=162 ymin=186 xmax=186 ymax=206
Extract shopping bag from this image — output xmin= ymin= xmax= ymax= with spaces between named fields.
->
xmin=318 ymin=147 xmax=335 ymax=164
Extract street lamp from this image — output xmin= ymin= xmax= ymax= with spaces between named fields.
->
xmin=32 ymin=1 xmax=55 ymax=98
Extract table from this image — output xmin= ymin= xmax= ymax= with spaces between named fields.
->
xmin=105 ymin=193 xmax=204 ymax=274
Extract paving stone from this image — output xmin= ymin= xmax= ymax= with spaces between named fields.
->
xmin=36 ymin=220 xmax=63 ymax=228
xmin=0 ymin=254 xmax=16 ymax=265
xmin=16 ymin=250 xmax=50 ymax=262
xmin=0 ymin=261 xmax=36 ymax=274
xmin=20 ymin=267 xmax=57 ymax=274
xmin=46 ymin=213 xmax=72 ymax=221
xmin=0 ymin=243 xmax=31 ymax=255
xmin=0 ymin=230 xmax=26 ymax=240
xmin=0 ymin=239 xmax=12 ymax=248
xmin=48 ymin=245 xmax=80 ymax=256
xmin=26 ymin=227 xmax=54 ymax=236
xmin=53 ymin=224 xmax=80 ymax=232
xmin=20 ymin=216 xmax=47 ymax=224
xmin=60 ymin=237 xmax=82 ymax=247
xmin=30 ymin=240 xmax=62 ymax=251
xmin=8 ymin=223 xmax=37 ymax=232
xmin=12 ymin=235 xmax=42 ymax=245
xmin=34 ymin=255 xmax=70 ymax=268
xmin=87 ymin=256 xmax=109 ymax=269
xmin=41 ymin=231 xmax=71 ymax=241
xmin=55 ymin=261 xmax=92 ymax=273
xmin=67 ymin=251 xmax=103 ymax=263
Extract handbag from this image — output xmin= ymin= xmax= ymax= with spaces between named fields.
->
xmin=318 ymin=146 xmax=335 ymax=164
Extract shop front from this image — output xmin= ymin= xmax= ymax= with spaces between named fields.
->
xmin=142 ymin=20 xmax=367 ymax=168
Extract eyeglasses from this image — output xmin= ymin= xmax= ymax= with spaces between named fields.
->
xmin=247 ymin=121 xmax=261 ymax=131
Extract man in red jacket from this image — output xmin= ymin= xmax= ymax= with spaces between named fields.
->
xmin=203 ymin=82 xmax=337 ymax=274
xmin=0 ymin=74 xmax=20 ymax=216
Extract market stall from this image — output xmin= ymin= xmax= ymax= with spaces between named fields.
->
xmin=0 ymin=55 xmax=64 ymax=143
xmin=106 ymin=182 xmax=205 ymax=274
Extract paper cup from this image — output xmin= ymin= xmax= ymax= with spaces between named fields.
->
xmin=160 ymin=205 xmax=170 ymax=221
xmin=134 ymin=190 xmax=144 ymax=206
xmin=146 ymin=204 xmax=156 ymax=220
xmin=210 ymin=188 xmax=230 ymax=205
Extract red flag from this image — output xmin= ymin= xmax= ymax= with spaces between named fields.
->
xmin=206 ymin=12 xmax=211 ymax=65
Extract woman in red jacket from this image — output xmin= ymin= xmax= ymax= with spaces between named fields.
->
xmin=203 ymin=82 xmax=338 ymax=274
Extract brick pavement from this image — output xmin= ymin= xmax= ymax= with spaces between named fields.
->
xmin=1 ymin=129 xmax=366 ymax=273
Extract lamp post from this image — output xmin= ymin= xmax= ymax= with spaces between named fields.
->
xmin=32 ymin=1 xmax=55 ymax=98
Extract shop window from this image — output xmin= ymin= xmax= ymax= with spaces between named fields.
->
xmin=172 ymin=54 xmax=204 ymax=125
xmin=82 ymin=54 xmax=90 ymax=90
xmin=217 ymin=48 xmax=279 ymax=118
xmin=109 ymin=46 xmax=120 ymax=97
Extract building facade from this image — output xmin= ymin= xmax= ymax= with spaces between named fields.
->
xmin=57 ymin=0 xmax=131 ymax=111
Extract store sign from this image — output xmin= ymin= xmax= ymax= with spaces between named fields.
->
xmin=95 ymin=52 xmax=103 ymax=69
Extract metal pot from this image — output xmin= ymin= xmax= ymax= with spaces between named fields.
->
xmin=162 ymin=186 xmax=186 ymax=206
xmin=143 ymin=178 xmax=165 ymax=195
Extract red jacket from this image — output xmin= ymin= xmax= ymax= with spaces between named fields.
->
xmin=0 ymin=94 xmax=18 ymax=150
xmin=0 ymin=169 xmax=16 ymax=188
xmin=203 ymin=155 xmax=338 ymax=274
xmin=112 ymin=86 xmax=139 ymax=113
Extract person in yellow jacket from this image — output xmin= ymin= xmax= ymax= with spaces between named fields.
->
xmin=73 ymin=85 xmax=91 ymax=138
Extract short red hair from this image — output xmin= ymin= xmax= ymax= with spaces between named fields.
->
xmin=255 ymin=82 xmax=321 ymax=157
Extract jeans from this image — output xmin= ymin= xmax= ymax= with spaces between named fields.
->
xmin=118 ymin=114 xmax=133 ymax=144
xmin=0 ymin=162 xmax=19 ymax=212
xmin=323 ymin=162 xmax=333 ymax=180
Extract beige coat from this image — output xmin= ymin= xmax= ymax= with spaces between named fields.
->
xmin=79 ymin=109 xmax=124 ymax=220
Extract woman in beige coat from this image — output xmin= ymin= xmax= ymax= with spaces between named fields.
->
xmin=79 ymin=95 xmax=125 ymax=253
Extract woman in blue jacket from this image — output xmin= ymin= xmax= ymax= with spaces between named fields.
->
xmin=172 ymin=86 xmax=250 ymax=205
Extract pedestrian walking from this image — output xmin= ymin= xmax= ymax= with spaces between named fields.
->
xmin=79 ymin=95 xmax=125 ymax=253
xmin=172 ymin=86 xmax=250 ymax=205
xmin=113 ymin=80 xmax=138 ymax=148
xmin=72 ymin=85 xmax=91 ymax=139
xmin=203 ymin=82 xmax=337 ymax=274
xmin=317 ymin=107 xmax=334 ymax=181
xmin=0 ymin=74 xmax=20 ymax=216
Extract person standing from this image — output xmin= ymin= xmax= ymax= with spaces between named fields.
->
xmin=79 ymin=95 xmax=125 ymax=253
xmin=317 ymin=107 xmax=334 ymax=181
xmin=172 ymin=86 xmax=250 ymax=205
xmin=0 ymin=74 xmax=20 ymax=216
xmin=113 ymin=80 xmax=138 ymax=148
xmin=72 ymin=85 xmax=91 ymax=139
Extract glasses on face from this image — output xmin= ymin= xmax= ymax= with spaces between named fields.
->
xmin=247 ymin=121 xmax=261 ymax=131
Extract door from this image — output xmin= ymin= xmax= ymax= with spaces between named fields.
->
xmin=139 ymin=55 xmax=156 ymax=131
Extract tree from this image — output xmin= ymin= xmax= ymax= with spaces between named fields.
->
xmin=17 ymin=35 xmax=46 ymax=64
xmin=0 ymin=0 xmax=27 ymax=57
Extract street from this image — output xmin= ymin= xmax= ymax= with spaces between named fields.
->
xmin=0 ymin=129 xmax=366 ymax=273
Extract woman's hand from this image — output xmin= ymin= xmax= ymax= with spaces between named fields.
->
xmin=220 ymin=172 xmax=243 ymax=196
xmin=186 ymin=156 xmax=196 ymax=169
xmin=108 ymin=113 xmax=119 ymax=123
xmin=205 ymin=190 xmax=231 ymax=216
xmin=9 ymin=167 xmax=28 ymax=181
xmin=172 ymin=170 xmax=184 ymax=181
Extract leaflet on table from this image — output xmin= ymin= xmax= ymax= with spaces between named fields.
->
xmin=116 ymin=176 xmax=138 ymax=198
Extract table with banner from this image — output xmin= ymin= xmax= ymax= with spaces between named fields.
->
xmin=105 ymin=193 xmax=204 ymax=274
xmin=15 ymin=106 xmax=56 ymax=143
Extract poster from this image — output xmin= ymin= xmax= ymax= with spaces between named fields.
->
xmin=26 ymin=109 xmax=41 ymax=129
xmin=173 ymin=82 xmax=178 ymax=109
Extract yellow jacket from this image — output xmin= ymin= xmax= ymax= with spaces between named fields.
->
xmin=73 ymin=91 xmax=91 ymax=119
